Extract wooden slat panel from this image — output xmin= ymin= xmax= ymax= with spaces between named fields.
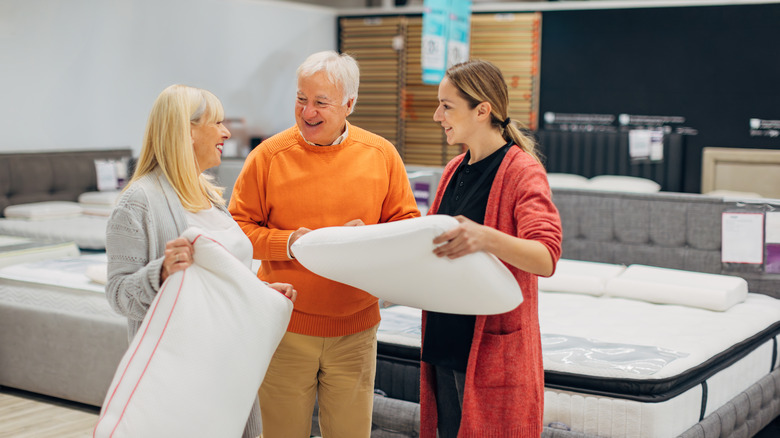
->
xmin=470 ymin=12 xmax=541 ymax=131
xmin=340 ymin=16 xmax=403 ymax=145
xmin=340 ymin=12 xmax=541 ymax=165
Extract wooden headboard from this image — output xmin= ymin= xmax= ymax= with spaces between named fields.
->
xmin=0 ymin=149 xmax=133 ymax=216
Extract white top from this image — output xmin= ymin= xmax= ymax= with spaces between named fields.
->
xmin=185 ymin=206 xmax=253 ymax=269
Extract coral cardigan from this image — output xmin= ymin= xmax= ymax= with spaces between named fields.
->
xmin=420 ymin=145 xmax=562 ymax=437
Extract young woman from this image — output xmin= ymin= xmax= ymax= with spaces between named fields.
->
xmin=420 ymin=60 xmax=563 ymax=437
xmin=105 ymin=84 xmax=296 ymax=438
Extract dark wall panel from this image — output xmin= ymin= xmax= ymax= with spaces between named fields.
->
xmin=539 ymin=3 xmax=780 ymax=192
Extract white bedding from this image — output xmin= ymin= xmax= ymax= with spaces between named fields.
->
xmin=378 ymin=305 xmax=422 ymax=348
xmin=375 ymin=291 xmax=780 ymax=438
xmin=538 ymin=292 xmax=780 ymax=380
xmin=0 ymin=235 xmax=80 ymax=268
xmin=539 ymin=291 xmax=780 ymax=437
xmin=0 ymin=253 xmax=107 ymax=293
xmin=0 ymin=215 xmax=109 ymax=249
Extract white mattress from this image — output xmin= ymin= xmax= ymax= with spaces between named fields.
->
xmin=0 ymin=253 xmax=107 ymax=293
xmin=375 ymin=292 xmax=780 ymax=438
xmin=539 ymin=291 xmax=780 ymax=437
xmin=0 ymin=215 xmax=109 ymax=250
xmin=378 ymin=305 xmax=422 ymax=349
xmin=0 ymin=235 xmax=80 ymax=268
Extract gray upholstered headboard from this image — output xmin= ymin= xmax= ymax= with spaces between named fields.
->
xmin=0 ymin=149 xmax=132 ymax=216
xmin=552 ymin=188 xmax=780 ymax=298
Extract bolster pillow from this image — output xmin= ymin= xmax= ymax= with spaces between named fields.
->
xmin=605 ymin=264 xmax=748 ymax=311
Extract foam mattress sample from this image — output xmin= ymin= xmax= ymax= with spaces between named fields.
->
xmin=291 ymin=215 xmax=522 ymax=315
xmin=94 ymin=227 xmax=293 ymax=438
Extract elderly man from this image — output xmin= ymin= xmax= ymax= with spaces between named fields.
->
xmin=229 ymin=51 xmax=420 ymax=437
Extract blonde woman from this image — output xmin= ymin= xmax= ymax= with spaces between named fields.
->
xmin=420 ymin=60 xmax=562 ymax=437
xmin=105 ymin=84 xmax=295 ymax=438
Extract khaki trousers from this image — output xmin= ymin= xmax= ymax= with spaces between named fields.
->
xmin=258 ymin=325 xmax=378 ymax=438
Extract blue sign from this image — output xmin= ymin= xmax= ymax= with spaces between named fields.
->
xmin=422 ymin=0 xmax=471 ymax=85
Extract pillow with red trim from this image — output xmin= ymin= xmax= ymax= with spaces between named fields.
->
xmin=94 ymin=227 xmax=292 ymax=437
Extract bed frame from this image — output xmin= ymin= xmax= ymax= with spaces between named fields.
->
xmin=0 ymin=149 xmax=132 ymax=407
xmin=0 ymin=149 xmax=131 ymax=216
xmin=365 ymin=188 xmax=780 ymax=437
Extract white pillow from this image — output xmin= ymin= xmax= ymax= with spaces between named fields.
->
xmin=291 ymin=215 xmax=522 ymax=315
xmin=94 ymin=227 xmax=293 ymax=438
xmin=78 ymin=190 xmax=121 ymax=205
xmin=587 ymin=175 xmax=661 ymax=193
xmin=79 ymin=191 xmax=120 ymax=216
xmin=3 ymin=201 xmax=84 ymax=220
xmin=538 ymin=259 xmax=626 ymax=296
xmin=85 ymin=263 xmax=107 ymax=285
xmin=605 ymin=264 xmax=748 ymax=311
xmin=547 ymin=173 xmax=590 ymax=189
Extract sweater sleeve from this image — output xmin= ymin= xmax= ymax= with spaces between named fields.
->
xmin=105 ymin=193 xmax=164 ymax=323
xmin=379 ymin=144 xmax=421 ymax=223
xmin=228 ymin=147 xmax=294 ymax=261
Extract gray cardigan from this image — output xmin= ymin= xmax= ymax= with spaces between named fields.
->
xmin=105 ymin=168 xmax=261 ymax=437
xmin=106 ymin=169 xmax=189 ymax=336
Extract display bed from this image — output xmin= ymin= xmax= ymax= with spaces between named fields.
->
xmin=0 ymin=215 xmax=110 ymax=250
xmin=375 ymin=289 xmax=780 ymax=438
xmin=540 ymin=292 xmax=780 ymax=437
xmin=0 ymin=252 xmax=127 ymax=407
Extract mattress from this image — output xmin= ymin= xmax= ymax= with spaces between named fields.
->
xmin=539 ymin=292 xmax=780 ymax=437
xmin=0 ymin=234 xmax=80 ymax=268
xmin=0 ymin=215 xmax=109 ymax=249
xmin=376 ymin=305 xmax=423 ymax=403
xmin=0 ymin=253 xmax=107 ymax=293
xmin=373 ymin=292 xmax=780 ymax=437
xmin=0 ymin=252 xmax=127 ymax=407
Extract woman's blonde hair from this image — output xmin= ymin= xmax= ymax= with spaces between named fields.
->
xmin=129 ymin=84 xmax=225 ymax=211
xmin=445 ymin=59 xmax=540 ymax=163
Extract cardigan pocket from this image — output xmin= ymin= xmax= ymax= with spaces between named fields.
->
xmin=473 ymin=330 xmax=524 ymax=388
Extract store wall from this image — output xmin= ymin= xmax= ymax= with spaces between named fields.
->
xmin=0 ymin=0 xmax=337 ymax=155
xmin=539 ymin=2 xmax=780 ymax=192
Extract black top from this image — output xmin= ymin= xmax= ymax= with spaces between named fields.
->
xmin=421 ymin=142 xmax=511 ymax=372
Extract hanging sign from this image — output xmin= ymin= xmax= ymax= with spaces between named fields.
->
xmin=447 ymin=0 xmax=472 ymax=68
xmin=422 ymin=0 xmax=472 ymax=85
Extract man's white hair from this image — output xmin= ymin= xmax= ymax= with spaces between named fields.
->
xmin=297 ymin=51 xmax=360 ymax=115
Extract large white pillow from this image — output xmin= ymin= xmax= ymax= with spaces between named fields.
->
xmin=538 ymin=259 xmax=626 ymax=296
xmin=3 ymin=201 xmax=83 ymax=220
xmin=94 ymin=227 xmax=293 ymax=438
xmin=291 ymin=215 xmax=522 ymax=315
xmin=605 ymin=264 xmax=748 ymax=311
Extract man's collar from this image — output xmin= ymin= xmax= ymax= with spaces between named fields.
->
xmin=301 ymin=123 xmax=350 ymax=146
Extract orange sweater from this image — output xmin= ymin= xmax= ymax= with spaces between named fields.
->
xmin=229 ymin=124 xmax=420 ymax=337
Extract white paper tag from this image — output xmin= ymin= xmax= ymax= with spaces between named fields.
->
xmin=95 ymin=159 xmax=118 ymax=191
xmin=721 ymin=212 xmax=764 ymax=264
